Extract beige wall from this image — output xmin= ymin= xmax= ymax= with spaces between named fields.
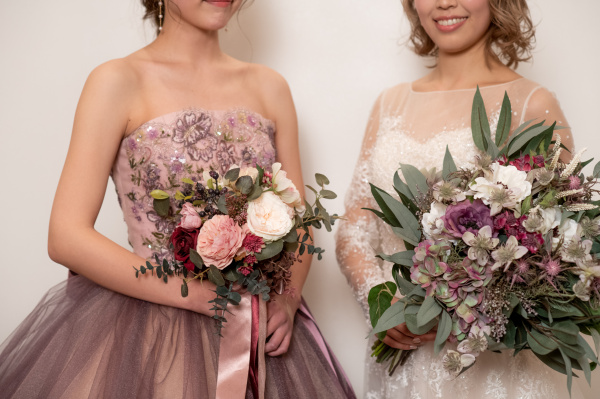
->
xmin=0 ymin=1 xmax=598 ymax=397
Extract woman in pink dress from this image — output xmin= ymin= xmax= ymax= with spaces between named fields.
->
xmin=336 ymin=0 xmax=583 ymax=398
xmin=0 ymin=1 xmax=355 ymax=398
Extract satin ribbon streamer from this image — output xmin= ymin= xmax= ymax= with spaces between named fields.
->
xmin=215 ymin=292 xmax=266 ymax=399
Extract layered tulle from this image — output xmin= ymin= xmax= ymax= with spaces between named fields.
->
xmin=0 ymin=276 xmax=355 ymax=399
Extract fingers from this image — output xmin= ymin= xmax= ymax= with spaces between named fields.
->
xmin=266 ymin=329 xmax=292 ymax=357
xmin=382 ymin=323 xmax=437 ymax=350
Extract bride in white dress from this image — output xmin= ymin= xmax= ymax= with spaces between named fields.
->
xmin=335 ymin=0 xmax=585 ymax=398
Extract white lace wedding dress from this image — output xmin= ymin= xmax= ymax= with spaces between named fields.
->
xmin=335 ymin=78 xmax=584 ymax=399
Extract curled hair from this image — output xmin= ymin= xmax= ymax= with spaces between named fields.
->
xmin=401 ymin=0 xmax=535 ymax=68
xmin=141 ymin=0 xmax=252 ymax=36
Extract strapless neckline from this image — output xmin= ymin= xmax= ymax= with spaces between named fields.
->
xmin=124 ymin=107 xmax=276 ymax=139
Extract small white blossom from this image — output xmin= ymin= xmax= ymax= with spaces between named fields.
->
xmin=491 ymin=236 xmax=528 ymax=271
xmin=422 ymin=201 xmax=447 ymax=239
xmin=470 ymin=163 xmax=531 ymax=216
xmin=462 ymin=226 xmax=499 ymax=266
xmin=443 ymin=350 xmax=476 ymax=379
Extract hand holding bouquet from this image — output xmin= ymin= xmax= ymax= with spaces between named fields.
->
xmin=368 ymin=88 xmax=600 ymax=393
xmin=135 ymin=163 xmax=339 ymax=334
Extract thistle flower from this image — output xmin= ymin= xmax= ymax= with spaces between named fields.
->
xmin=568 ymin=175 xmax=581 ymax=190
xmin=442 ymin=350 xmax=476 ymax=379
xmin=491 ymin=236 xmax=528 ymax=271
xmin=462 ymin=226 xmax=499 ymax=266
xmin=475 ymin=154 xmax=493 ymax=170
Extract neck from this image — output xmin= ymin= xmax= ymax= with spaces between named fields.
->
xmin=150 ymin=20 xmax=225 ymax=66
xmin=429 ymin=37 xmax=511 ymax=90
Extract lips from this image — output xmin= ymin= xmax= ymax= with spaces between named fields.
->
xmin=434 ymin=16 xmax=468 ymax=32
xmin=205 ymin=0 xmax=233 ymax=8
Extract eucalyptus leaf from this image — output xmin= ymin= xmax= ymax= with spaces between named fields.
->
xmin=593 ymin=161 xmax=600 ymax=179
xmin=576 ymin=335 xmax=599 ymax=363
xmin=495 ymin=91 xmax=512 ymax=146
xmin=416 ymin=295 xmax=442 ymax=327
xmin=434 ymin=311 xmax=452 ymax=355
xmin=319 ymin=189 xmax=337 ymax=199
xmin=507 ymin=124 xmax=554 ymax=157
xmin=208 ymin=265 xmax=225 ymax=287
xmin=527 ymin=329 xmax=558 ymax=355
xmin=224 ymin=168 xmax=240 ymax=181
xmin=235 ymin=175 xmax=254 ymax=195
xmin=392 ymin=264 xmax=418 ymax=296
xmin=471 ymin=87 xmax=492 ymax=153
xmin=442 ymin=146 xmax=457 ymax=180
xmin=399 ymin=163 xmax=429 ymax=200
xmin=189 ymin=249 xmax=204 ymax=269
xmin=255 ymin=240 xmax=284 ymax=261
xmin=153 ymin=198 xmax=171 ymax=217
xmin=181 ymin=281 xmax=189 ymax=297
xmin=377 ymin=250 xmax=415 ymax=267
xmin=405 ymin=306 xmax=438 ymax=335
xmin=315 ymin=173 xmax=330 ymax=186
xmin=217 ymin=195 xmax=228 ymax=214
xmin=371 ymin=301 xmax=405 ymax=336
xmin=150 ymin=189 xmax=170 ymax=200
xmin=283 ymin=229 xmax=298 ymax=243
xmin=559 ymin=348 xmax=574 ymax=395
xmin=393 ymin=171 xmax=415 ymax=201
xmin=368 ymin=282 xmax=397 ymax=329
xmin=591 ymin=328 xmax=600 ymax=356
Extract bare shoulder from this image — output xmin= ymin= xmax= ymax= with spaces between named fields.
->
xmin=81 ymin=57 xmax=141 ymax=113
xmin=246 ymin=63 xmax=291 ymax=97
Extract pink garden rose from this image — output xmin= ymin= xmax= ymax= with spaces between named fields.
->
xmin=196 ymin=215 xmax=245 ymax=269
xmin=180 ymin=202 xmax=202 ymax=229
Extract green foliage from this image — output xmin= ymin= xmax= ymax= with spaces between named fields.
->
xmin=442 ymin=146 xmax=457 ymax=180
xmin=368 ymin=282 xmax=397 ymax=340
xmin=495 ymin=92 xmax=512 ymax=146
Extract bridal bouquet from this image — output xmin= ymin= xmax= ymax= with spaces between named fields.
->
xmin=367 ymin=89 xmax=600 ymax=392
xmin=135 ymin=163 xmax=339 ymax=334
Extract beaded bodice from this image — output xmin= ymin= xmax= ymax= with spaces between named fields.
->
xmin=111 ymin=109 xmax=276 ymax=261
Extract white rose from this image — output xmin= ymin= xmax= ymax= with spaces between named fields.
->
xmin=247 ymin=191 xmax=295 ymax=241
xmin=552 ymin=218 xmax=582 ymax=250
xmin=422 ymin=202 xmax=447 ymax=239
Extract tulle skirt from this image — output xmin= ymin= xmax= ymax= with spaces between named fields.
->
xmin=0 ymin=276 xmax=355 ymax=398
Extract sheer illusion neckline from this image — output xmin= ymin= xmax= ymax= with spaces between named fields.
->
xmin=409 ymin=77 xmax=525 ymax=94
xmin=124 ymin=107 xmax=276 ymax=139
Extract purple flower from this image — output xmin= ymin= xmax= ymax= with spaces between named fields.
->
xmin=442 ymin=199 xmax=494 ymax=239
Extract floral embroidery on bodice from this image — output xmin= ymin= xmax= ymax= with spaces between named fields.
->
xmin=111 ymin=109 xmax=276 ymax=262
xmin=336 ymin=79 xmax=583 ymax=398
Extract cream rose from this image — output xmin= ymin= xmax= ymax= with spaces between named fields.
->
xmin=196 ymin=215 xmax=245 ymax=269
xmin=272 ymin=162 xmax=306 ymax=216
xmin=247 ymin=191 xmax=294 ymax=241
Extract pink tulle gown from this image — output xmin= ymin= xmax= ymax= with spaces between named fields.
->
xmin=0 ymin=108 xmax=356 ymax=399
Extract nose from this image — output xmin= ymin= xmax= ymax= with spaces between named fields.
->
xmin=436 ymin=0 xmax=457 ymax=10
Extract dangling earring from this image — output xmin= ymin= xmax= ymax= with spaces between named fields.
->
xmin=158 ymin=1 xmax=164 ymax=32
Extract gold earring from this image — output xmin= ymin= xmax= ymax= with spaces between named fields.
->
xmin=158 ymin=1 xmax=164 ymax=32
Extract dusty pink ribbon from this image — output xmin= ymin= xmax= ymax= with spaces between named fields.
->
xmin=215 ymin=292 xmax=266 ymax=399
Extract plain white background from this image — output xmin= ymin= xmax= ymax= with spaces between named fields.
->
xmin=1 ymin=1 xmax=599 ymax=397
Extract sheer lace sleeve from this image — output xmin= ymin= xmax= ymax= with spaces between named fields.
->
xmin=335 ymin=92 xmax=388 ymax=320
xmin=522 ymin=86 xmax=575 ymax=157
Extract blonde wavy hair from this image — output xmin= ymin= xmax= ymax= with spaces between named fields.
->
xmin=401 ymin=0 xmax=535 ymax=68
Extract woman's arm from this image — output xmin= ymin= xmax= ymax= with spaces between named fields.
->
xmin=48 ymin=60 xmax=215 ymax=315
xmin=523 ymin=86 xmax=574 ymax=161
xmin=254 ymin=66 xmax=310 ymax=356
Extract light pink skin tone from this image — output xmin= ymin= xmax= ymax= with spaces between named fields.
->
xmin=49 ymin=0 xmax=308 ymax=357
xmin=384 ymin=0 xmax=573 ymax=351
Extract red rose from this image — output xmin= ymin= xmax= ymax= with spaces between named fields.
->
xmin=171 ymin=226 xmax=199 ymax=271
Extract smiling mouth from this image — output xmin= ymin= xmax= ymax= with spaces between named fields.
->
xmin=435 ymin=17 xmax=468 ymax=26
